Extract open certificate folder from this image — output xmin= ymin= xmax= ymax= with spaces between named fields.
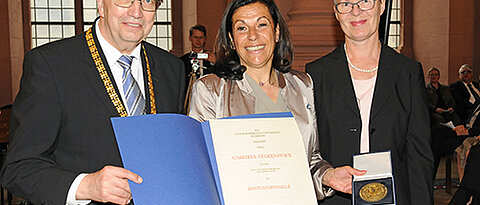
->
xmin=111 ymin=112 xmax=317 ymax=205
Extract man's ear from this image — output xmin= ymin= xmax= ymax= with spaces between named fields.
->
xmin=97 ymin=0 xmax=105 ymax=17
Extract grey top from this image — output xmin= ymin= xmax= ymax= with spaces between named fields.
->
xmin=245 ymin=73 xmax=289 ymax=113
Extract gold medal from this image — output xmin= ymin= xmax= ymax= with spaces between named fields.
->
xmin=359 ymin=182 xmax=388 ymax=202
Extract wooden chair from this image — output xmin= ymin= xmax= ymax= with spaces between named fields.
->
xmin=444 ymin=154 xmax=453 ymax=194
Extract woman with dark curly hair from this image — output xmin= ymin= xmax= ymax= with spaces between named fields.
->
xmin=188 ymin=0 xmax=364 ymax=200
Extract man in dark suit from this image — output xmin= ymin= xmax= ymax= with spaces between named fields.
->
xmin=0 ymin=0 xmax=184 ymax=204
xmin=179 ymin=24 xmax=215 ymax=112
xmin=450 ymin=64 xmax=480 ymax=122
xmin=426 ymin=67 xmax=468 ymax=179
xmin=179 ymin=24 xmax=215 ymax=81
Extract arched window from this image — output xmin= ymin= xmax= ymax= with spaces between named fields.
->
xmin=31 ymin=0 xmax=172 ymax=50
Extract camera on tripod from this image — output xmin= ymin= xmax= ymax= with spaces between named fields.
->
xmin=188 ymin=52 xmax=208 ymax=77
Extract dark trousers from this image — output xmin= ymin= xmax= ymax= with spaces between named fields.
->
xmin=431 ymin=126 xmax=467 ymax=179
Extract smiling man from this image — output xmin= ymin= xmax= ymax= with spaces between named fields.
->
xmin=450 ymin=64 xmax=480 ymax=122
xmin=0 ymin=0 xmax=185 ymax=204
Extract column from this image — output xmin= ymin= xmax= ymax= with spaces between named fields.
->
xmin=286 ymin=0 xmax=343 ymax=71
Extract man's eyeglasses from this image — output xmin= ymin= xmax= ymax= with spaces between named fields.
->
xmin=460 ymin=70 xmax=473 ymax=74
xmin=114 ymin=0 xmax=160 ymax=12
xmin=335 ymin=0 xmax=376 ymax=14
xmin=428 ymin=73 xmax=440 ymax=76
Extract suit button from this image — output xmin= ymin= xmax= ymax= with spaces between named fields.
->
xmin=350 ymin=128 xmax=357 ymax=132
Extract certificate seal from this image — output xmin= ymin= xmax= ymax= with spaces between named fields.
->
xmin=359 ymin=182 xmax=388 ymax=202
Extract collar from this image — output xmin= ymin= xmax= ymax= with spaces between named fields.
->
xmin=95 ymin=22 xmax=141 ymax=67
xmin=191 ymin=49 xmax=204 ymax=53
xmin=462 ymin=81 xmax=473 ymax=87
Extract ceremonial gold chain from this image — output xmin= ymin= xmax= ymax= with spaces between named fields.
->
xmin=142 ymin=45 xmax=156 ymax=114
xmin=85 ymin=27 xmax=156 ymax=117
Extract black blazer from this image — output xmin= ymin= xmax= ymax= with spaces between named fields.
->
xmin=426 ymin=83 xmax=457 ymax=112
xmin=306 ymin=44 xmax=434 ymax=205
xmin=0 ymin=25 xmax=185 ymax=204
xmin=450 ymin=80 xmax=480 ymax=122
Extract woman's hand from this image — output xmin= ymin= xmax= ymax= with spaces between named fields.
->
xmin=322 ymin=166 xmax=366 ymax=194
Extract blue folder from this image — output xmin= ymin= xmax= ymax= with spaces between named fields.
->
xmin=111 ymin=112 xmax=292 ymax=205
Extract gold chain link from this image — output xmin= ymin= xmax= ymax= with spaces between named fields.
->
xmin=85 ymin=27 xmax=156 ymax=117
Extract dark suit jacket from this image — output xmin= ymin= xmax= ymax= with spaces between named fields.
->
xmin=426 ymin=83 xmax=462 ymax=126
xmin=306 ymin=44 xmax=434 ymax=205
xmin=0 ymin=25 xmax=185 ymax=204
xmin=450 ymin=80 xmax=480 ymax=122
xmin=180 ymin=52 xmax=213 ymax=80
xmin=426 ymin=83 xmax=456 ymax=112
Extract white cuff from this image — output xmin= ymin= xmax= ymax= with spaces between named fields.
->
xmin=66 ymin=173 xmax=92 ymax=205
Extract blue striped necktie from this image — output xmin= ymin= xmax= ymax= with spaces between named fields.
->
xmin=118 ymin=55 xmax=145 ymax=116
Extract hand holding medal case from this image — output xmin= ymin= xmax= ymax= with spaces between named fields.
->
xmin=352 ymin=151 xmax=396 ymax=205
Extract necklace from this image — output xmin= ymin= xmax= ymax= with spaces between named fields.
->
xmin=85 ymin=27 xmax=156 ymax=117
xmin=344 ymin=44 xmax=379 ymax=73
xmin=259 ymin=79 xmax=269 ymax=86
xmin=254 ymin=69 xmax=273 ymax=86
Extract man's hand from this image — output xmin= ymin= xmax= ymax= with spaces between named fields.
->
xmin=76 ymin=166 xmax=143 ymax=204
xmin=435 ymin=108 xmax=446 ymax=113
xmin=322 ymin=166 xmax=366 ymax=194
xmin=453 ymin=125 xmax=468 ymax=136
xmin=447 ymin=107 xmax=454 ymax=113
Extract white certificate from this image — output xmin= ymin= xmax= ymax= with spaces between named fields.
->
xmin=207 ymin=117 xmax=317 ymax=205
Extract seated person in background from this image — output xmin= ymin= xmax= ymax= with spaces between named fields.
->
xmin=430 ymin=125 xmax=468 ymax=180
xmin=450 ymin=144 xmax=480 ymax=205
xmin=426 ymin=67 xmax=467 ymax=179
xmin=455 ymin=100 xmax=480 ymax=180
xmin=455 ymin=100 xmax=480 ymax=179
xmin=450 ymin=64 xmax=480 ymax=122
xmin=455 ymin=136 xmax=480 ymax=181
xmin=426 ymin=67 xmax=461 ymax=127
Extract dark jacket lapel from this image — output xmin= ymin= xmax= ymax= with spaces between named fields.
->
xmin=370 ymin=44 xmax=401 ymax=119
xmin=327 ymin=45 xmax=360 ymax=117
xmin=140 ymin=43 xmax=154 ymax=113
xmin=80 ymin=23 xmax=121 ymax=117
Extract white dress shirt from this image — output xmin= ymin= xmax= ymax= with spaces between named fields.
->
xmin=463 ymin=81 xmax=480 ymax=104
xmin=66 ymin=22 xmax=145 ymax=205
